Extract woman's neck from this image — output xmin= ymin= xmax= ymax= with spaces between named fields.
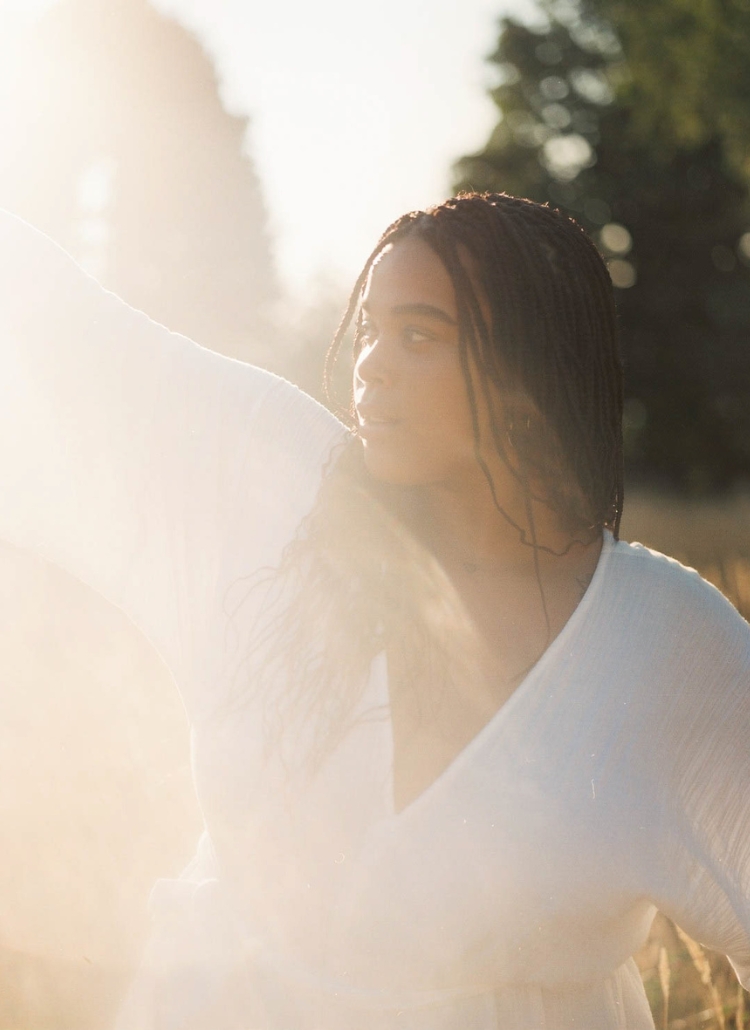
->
xmin=412 ymin=469 xmax=589 ymax=578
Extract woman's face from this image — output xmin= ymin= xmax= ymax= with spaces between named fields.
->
xmin=353 ymin=236 xmax=491 ymax=487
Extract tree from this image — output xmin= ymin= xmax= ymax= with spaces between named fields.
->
xmin=455 ymin=0 xmax=750 ymax=493
xmin=587 ymin=0 xmax=750 ymax=176
xmin=0 ymin=0 xmax=280 ymax=364
xmin=0 ymin=5 xmax=282 ymax=1024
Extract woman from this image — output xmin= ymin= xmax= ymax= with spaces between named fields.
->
xmin=0 ymin=193 xmax=748 ymax=1030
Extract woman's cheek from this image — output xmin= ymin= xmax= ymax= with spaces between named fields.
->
xmin=375 ymin=426 xmax=475 ymax=486
xmin=360 ymin=434 xmax=436 ymax=485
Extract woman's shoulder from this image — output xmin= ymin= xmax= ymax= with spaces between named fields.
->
xmin=591 ymin=539 xmax=749 ymax=796
xmin=606 ymin=535 xmax=746 ymax=635
xmin=600 ymin=536 xmax=750 ymax=708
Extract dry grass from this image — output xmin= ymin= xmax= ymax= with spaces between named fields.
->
xmin=636 ymin=913 xmax=747 ymax=1029
xmin=623 ymin=490 xmax=750 ymax=1029
xmin=620 ymin=490 xmax=750 ymax=623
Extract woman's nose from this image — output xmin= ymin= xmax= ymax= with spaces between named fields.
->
xmin=354 ymin=336 xmax=394 ymax=387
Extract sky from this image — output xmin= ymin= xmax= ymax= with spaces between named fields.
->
xmin=0 ymin=0 xmax=540 ymax=298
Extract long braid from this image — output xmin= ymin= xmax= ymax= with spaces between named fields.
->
xmin=328 ymin=193 xmax=624 ymax=538
xmin=233 ymin=192 xmax=625 ymax=772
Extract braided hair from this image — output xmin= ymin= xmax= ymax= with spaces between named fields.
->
xmin=231 ymin=193 xmax=624 ymax=773
xmin=327 ymin=192 xmax=623 ymax=539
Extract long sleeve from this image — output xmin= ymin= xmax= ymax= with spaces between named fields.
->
xmin=648 ymin=572 xmax=750 ymax=987
xmin=0 ymin=209 xmax=346 ymax=709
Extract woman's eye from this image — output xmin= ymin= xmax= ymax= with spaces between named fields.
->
xmin=404 ymin=327 xmax=433 ymax=346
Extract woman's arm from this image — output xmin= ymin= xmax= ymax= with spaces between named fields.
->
xmin=0 ymin=210 xmax=346 ymax=702
xmin=651 ymin=585 xmax=750 ymax=987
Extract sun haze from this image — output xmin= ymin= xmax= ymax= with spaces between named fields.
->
xmin=0 ymin=0 xmax=538 ymax=299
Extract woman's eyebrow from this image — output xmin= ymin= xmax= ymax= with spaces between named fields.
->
xmin=391 ymin=303 xmax=458 ymax=325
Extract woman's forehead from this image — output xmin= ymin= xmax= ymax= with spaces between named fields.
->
xmin=362 ymin=237 xmax=457 ymax=315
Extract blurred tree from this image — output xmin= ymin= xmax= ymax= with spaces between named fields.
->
xmin=587 ymin=0 xmax=750 ymax=178
xmin=281 ymin=283 xmax=350 ymax=406
xmin=0 ymin=0 xmax=280 ymax=364
xmin=0 ymin=4 xmax=282 ymax=1024
xmin=455 ymin=0 xmax=750 ymax=493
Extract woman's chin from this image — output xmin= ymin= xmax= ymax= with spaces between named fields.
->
xmin=360 ymin=442 xmax=431 ymax=486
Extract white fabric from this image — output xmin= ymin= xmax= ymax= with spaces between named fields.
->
xmin=1 ymin=209 xmax=749 ymax=1030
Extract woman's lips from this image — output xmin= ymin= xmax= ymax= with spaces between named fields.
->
xmin=356 ymin=413 xmax=402 ymax=439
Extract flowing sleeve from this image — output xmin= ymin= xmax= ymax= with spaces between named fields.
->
xmin=0 ymin=209 xmax=346 ymax=710
xmin=650 ymin=577 xmax=750 ymax=987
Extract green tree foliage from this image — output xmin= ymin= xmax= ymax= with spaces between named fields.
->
xmin=588 ymin=0 xmax=750 ymax=176
xmin=455 ymin=0 xmax=750 ymax=493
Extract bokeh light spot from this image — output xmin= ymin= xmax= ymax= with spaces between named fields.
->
xmin=539 ymin=75 xmax=569 ymax=101
xmin=542 ymin=132 xmax=594 ymax=181
xmin=541 ymin=103 xmax=572 ymax=130
xmin=600 ymin=222 xmax=632 ymax=255
xmin=608 ymin=258 xmax=636 ymax=288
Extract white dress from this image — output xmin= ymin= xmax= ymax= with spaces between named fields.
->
xmin=1 ymin=210 xmax=749 ymax=1030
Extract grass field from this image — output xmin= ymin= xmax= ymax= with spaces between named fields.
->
xmin=622 ymin=491 xmax=750 ymax=1030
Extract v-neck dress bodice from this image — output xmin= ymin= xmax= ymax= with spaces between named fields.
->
xmin=1 ymin=210 xmax=749 ymax=1030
